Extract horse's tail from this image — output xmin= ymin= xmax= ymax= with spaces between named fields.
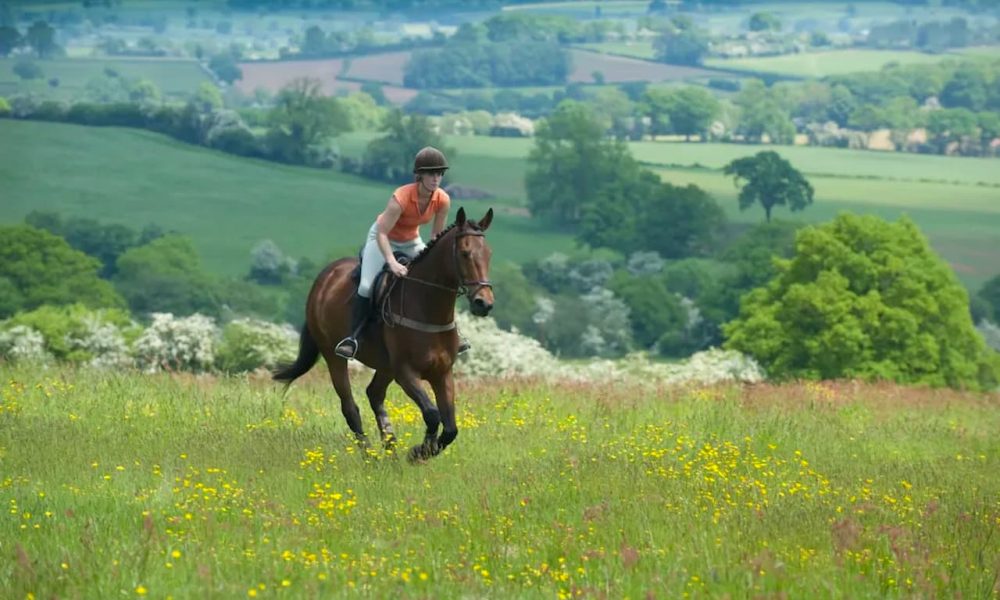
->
xmin=272 ymin=324 xmax=319 ymax=386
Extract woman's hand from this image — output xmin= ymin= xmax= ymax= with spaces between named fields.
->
xmin=389 ymin=260 xmax=408 ymax=277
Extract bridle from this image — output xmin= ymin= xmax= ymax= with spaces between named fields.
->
xmin=381 ymin=227 xmax=493 ymax=333
xmin=402 ymin=229 xmax=493 ymax=301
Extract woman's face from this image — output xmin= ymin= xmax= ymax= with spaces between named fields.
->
xmin=419 ymin=170 xmax=445 ymax=190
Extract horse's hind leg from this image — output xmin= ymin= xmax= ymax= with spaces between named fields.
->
xmin=366 ymin=369 xmax=396 ymax=448
xmin=325 ymin=358 xmax=367 ymax=444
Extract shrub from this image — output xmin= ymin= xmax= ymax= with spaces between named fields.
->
xmin=0 ymin=325 xmax=51 ymax=364
xmin=3 ymin=304 xmax=135 ymax=364
xmin=216 ymin=318 xmax=297 ymax=373
xmin=132 ymin=313 xmax=218 ymax=373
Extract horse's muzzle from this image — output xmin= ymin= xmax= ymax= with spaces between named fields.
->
xmin=470 ymin=296 xmax=493 ymax=316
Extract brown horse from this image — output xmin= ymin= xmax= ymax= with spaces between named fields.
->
xmin=273 ymin=207 xmax=494 ymax=462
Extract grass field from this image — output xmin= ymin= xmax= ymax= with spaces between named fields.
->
xmin=1 ymin=366 xmax=999 ymax=598
xmin=702 ymin=50 xmax=961 ymax=79
xmin=0 ymin=57 xmax=211 ymax=101
xmin=3 ymin=120 xmax=998 ymax=288
xmin=575 ymin=41 xmax=657 ymax=60
xmin=0 ymin=120 xmax=573 ymax=276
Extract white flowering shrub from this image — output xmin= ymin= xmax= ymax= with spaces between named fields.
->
xmin=578 ymin=287 xmax=632 ymax=357
xmin=216 ymin=318 xmax=298 ymax=373
xmin=454 ymin=312 xmax=560 ymax=378
xmin=133 ymin=313 xmax=218 ymax=373
xmin=455 ymin=313 xmax=764 ymax=386
xmin=0 ymin=325 xmax=52 ymax=363
xmin=67 ymin=315 xmax=132 ymax=369
xmin=979 ymin=319 xmax=1000 ymax=352
xmin=3 ymin=304 xmax=136 ymax=365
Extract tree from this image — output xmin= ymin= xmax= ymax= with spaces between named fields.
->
xmin=724 ymin=214 xmax=1000 ymax=390
xmin=978 ymin=274 xmax=1000 ymax=322
xmin=114 ymin=235 xmax=220 ymax=317
xmin=663 ymin=86 xmax=719 ymax=140
xmin=25 ymin=211 xmax=141 ymax=278
xmin=653 ymin=23 xmax=709 ymax=66
xmin=748 ymin=12 xmax=781 ymax=32
xmin=361 ymin=110 xmax=450 ymax=183
xmin=25 ymin=20 xmax=58 ymax=58
xmin=0 ymin=225 xmax=125 ymax=318
xmin=734 ymin=79 xmax=795 ymax=143
xmin=0 ymin=25 xmax=22 ymax=56
xmin=723 ymin=151 xmax=814 ymax=222
xmin=208 ymin=53 xmax=242 ymax=85
xmin=526 ymin=100 xmax=634 ymax=223
xmin=266 ymin=77 xmax=351 ymax=165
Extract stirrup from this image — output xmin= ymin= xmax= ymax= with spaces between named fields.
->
xmin=457 ymin=338 xmax=471 ymax=355
xmin=335 ymin=337 xmax=358 ymax=359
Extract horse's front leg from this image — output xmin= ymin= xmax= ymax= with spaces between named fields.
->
xmin=429 ymin=372 xmax=457 ymax=452
xmin=394 ymin=367 xmax=441 ymax=462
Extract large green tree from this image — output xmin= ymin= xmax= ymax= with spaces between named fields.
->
xmin=724 ymin=214 xmax=1000 ymax=390
xmin=266 ymin=78 xmax=351 ymax=165
xmin=25 ymin=20 xmax=58 ymax=58
xmin=0 ymin=225 xmax=125 ymax=318
xmin=526 ymin=100 xmax=633 ymax=223
xmin=361 ymin=110 xmax=451 ymax=183
xmin=723 ymin=151 xmax=814 ymax=222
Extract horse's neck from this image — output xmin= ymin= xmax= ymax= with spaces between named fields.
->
xmin=402 ymin=244 xmax=457 ymax=321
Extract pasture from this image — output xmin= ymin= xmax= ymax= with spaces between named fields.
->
xmin=1 ymin=366 xmax=998 ymax=598
xmin=235 ymin=58 xmax=417 ymax=104
xmin=702 ymin=50 xmax=961 ymax=79
xmin=0 ymin=57 xmax=211 ymax=101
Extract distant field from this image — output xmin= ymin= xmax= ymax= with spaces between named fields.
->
xmin=703 ymin=49 xmax=959 ymax=78
xmin=0 ymin=57 xmax=210 ymax=100
xmin=0 ymin=120 xmax=573 ymax=276
xmin=342 ymin=51 xmax=411 ymax=86
xmin=568 ymin=49 xmax=720 ymax=83
xmin=236 ymin=59 xmax=418 ymax=104
xmin=576 ymin=41 xmax=657 ymax=60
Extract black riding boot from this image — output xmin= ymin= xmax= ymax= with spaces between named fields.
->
xmin=334 ymin=294 xmax=371 ymax=359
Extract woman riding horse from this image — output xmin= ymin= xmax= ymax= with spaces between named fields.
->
xmin=335 ymin=147 xmax=469 ymax=359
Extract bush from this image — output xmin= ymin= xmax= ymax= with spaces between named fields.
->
xmin=0 ymin=96 xmax=10 ymax=118
xmin=0 ymin=325 xmax=51 ymax=364
xmin=133 ymin=313 xmax=218 ymax=373
xmin=2 ymin=304 xmax=135 ymax=364
xmin=216 ymin=318 xmax=297 ymax=373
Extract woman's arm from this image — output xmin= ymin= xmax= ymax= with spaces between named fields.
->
xmin=376 ymin=196 xmax=408 ymax=277
xmin=431 ymin=199 xmax=450 ymax=238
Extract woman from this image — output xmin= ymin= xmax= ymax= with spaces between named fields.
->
xmin=335 ymin=146 xmax=466 ymax=359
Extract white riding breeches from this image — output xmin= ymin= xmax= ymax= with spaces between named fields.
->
xmin=357 ymin=222 xmax=425 ymax=298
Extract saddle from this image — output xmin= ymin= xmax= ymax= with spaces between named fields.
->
xmin=349 ymin=251 xmax=411 ymax=313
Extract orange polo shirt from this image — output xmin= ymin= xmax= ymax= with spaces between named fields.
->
xmin=380 ymin=183 xmax=450 ymax=242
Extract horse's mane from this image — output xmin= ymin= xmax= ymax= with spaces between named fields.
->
xmin=408 ymin=219 xmax=480 ymax=267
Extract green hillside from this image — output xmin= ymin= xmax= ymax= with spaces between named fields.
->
xmin=0 ymin=120 xmax=574 ymax=277
xmin=3 ymin=119 xmax=998 ymax=288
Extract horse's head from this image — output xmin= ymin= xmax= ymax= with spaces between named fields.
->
xmin=454 ymin=207 xmax=494 ymax=317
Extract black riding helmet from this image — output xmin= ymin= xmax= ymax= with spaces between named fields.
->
xmin=413 ymin=146 xmax=449 ymax=173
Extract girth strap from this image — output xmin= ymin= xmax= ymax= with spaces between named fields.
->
xmin=389 ymin=312 xmax=456 ymax=333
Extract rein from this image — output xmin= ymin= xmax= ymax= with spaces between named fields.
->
xmin=381 ymin=229 xmax=492 ymax=333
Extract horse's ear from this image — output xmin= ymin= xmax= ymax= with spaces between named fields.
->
xmin=478 ymin=208 xmax=494 ymax=232
xmin=456 ymin=207 xmax=466 ymax=226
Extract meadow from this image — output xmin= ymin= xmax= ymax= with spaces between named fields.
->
xmin=1 ymin=366 xmax=998 ymax=598
xmin=0 ymin=57 xmax=211 ymax=101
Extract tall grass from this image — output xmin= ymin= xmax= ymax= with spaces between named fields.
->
xmin=2 ymin=366 xmax=998 ymax=598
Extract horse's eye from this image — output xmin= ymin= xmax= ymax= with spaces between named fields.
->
xmin=460 ymin=250 xmax=472 ymax=259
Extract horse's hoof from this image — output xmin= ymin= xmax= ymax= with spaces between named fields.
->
xmin=407 ymin=445 xmax=428 ymax=465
